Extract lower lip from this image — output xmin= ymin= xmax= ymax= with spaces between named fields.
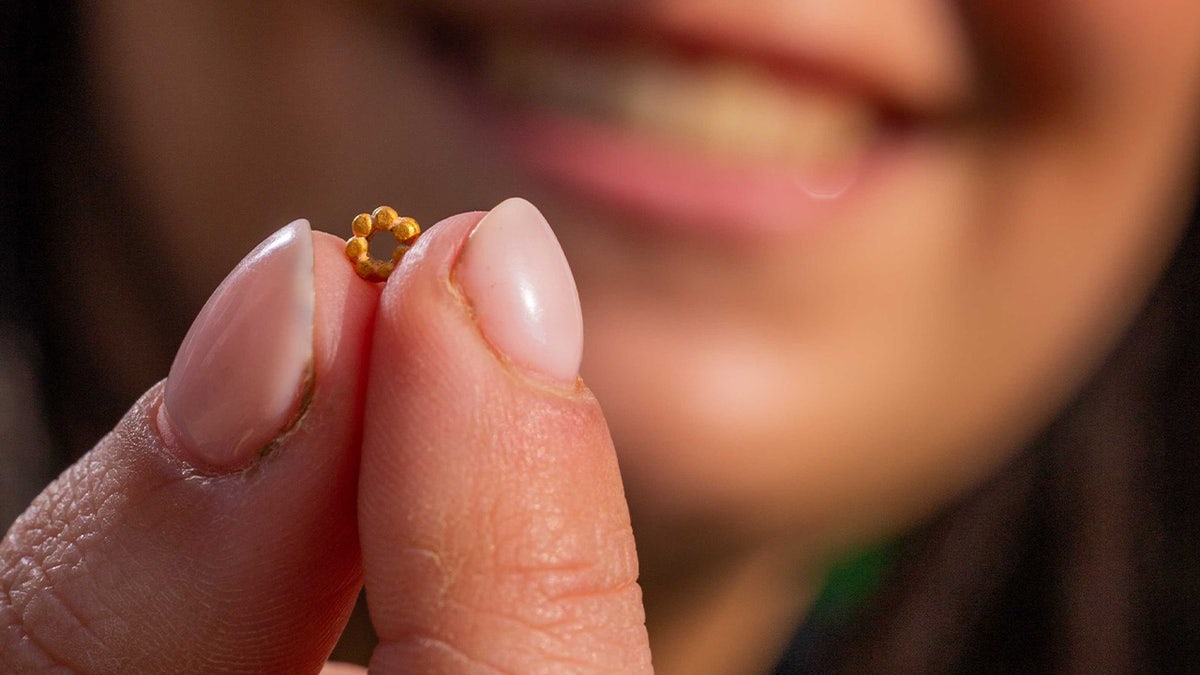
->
xmin=478 ymin=102 xmax=917 ymax=242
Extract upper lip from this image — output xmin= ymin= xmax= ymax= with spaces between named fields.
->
xmin=404 ymin=0 xmax=971 ymax=124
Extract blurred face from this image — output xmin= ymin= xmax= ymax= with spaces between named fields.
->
xmin=88 ymin=2 xmax=1200 ymax=555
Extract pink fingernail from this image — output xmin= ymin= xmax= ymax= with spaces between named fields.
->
xmin=455 ymin=197 xmax=584 ymax=385
xmin=159 ymin=219 xmax=315 ymax=468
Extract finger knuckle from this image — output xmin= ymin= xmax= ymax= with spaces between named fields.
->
xmin=373 ymin=629 xmax=519 ymax=675
xmin=1 ymin=461 xmax=127 ymax=673
xmin=491 ymin=512 xmax=641 ymax=608
xmin=1 ymin=547 xmax=107 ymax=673
xmin=476 ymin=520 xmax=646 ymax=669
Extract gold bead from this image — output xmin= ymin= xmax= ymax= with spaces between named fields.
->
xmin=346 ymin=206 xmax=422 ymax=282
xmin=345 ymin=236 xmax=369 ymax=262
xmin=356 ymin=258 xmax=387 ymax=283
xmin=372 ymin=206 xmax=400 ymax=232
xmin=392 ymin=217 xmax=421 ymax=245
xmin=351 ymin=213 xmax=374 ymax=238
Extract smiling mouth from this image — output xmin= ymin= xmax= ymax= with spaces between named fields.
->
xmin=409 ymin=7 xmax=937 ymax=238
xmin=484 ymin=35 xmax=884 ymax=173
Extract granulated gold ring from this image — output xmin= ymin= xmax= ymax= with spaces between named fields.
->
xmin=344 ymin=206 xmax=421 ymax=282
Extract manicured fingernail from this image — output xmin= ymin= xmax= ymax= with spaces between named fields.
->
xmin=455 ymin=197 xmax=584 ymax=384
xmin=159 ymin=219 xmax=315 ymax=468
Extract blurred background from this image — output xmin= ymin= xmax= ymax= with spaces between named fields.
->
xmin=5 ymin=2 xmax=1200 ymax=672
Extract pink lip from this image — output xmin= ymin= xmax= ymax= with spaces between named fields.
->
xmin=486 ymin=104 xmax=915 ymax=242
xmin=496 ymin=107 xmax=892 ymax=239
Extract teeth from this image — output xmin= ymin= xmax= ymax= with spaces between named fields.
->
xmin=483 ymin=33 xmax=877 ymax=167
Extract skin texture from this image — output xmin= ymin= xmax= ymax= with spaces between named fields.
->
xmin=361 ymin=213 xmax=649 ymax=672
xmin=2 ymin=235 xmax=375 ymax=672
xmin=6 ymin=0 xmax=1200 ymax=672
xmin=3 ymin=217 xmax=652 ymax=672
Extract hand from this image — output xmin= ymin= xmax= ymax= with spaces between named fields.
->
xmin=1 ymin=199 xmax=653 ymax=673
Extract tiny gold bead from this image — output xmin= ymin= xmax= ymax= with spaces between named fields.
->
xmin=347 ymin=206 xmax=422 ymax=282
xmin=372 ymin=206 xmax=400 ymax=232
xmin=392 ymin=216 xmax=421 ymax=245
xmin=356 ymin=257 xmax=378 ymax=278
xmin=351 ymin=213 xmax=374 ymax=238
xmin=345 ymin=236 xmax=370 ymax=261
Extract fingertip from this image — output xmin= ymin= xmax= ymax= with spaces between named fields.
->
xmin=378 ymin=210 xmax=486 ymax=303
xmin=312 ymin=227 xmax=382 ymax=375
xmin=312 ymin=229 xmax=379 ymax=298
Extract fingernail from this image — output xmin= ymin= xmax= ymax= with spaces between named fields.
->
xmin=455 ymin=197 xmax=583 ymax=385
xmin=159 ymin=219 xmax=315 ymax=468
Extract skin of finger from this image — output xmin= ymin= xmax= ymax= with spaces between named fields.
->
xmin=359 ymin=213 xmax=653 ymax=674
xmin=320 ymin=662 xmax=368 ymax=675
xmin=0 ymin=233 xmax=376 ymax=674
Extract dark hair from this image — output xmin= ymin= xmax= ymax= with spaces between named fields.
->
xmin=784 ymin=196 xmax=1200 ymax=673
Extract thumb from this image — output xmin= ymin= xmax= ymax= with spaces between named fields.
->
xmin=2 ymin=220 xmax=374 ymax=673
xmin=359 ymin=198 xmax=653 ymax=673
